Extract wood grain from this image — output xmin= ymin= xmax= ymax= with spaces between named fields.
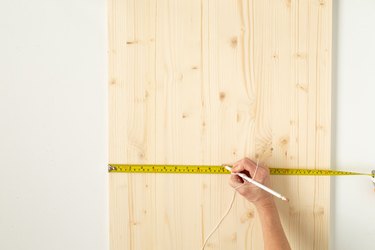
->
xmin=109 ymin=0 xmax=332 ymax=249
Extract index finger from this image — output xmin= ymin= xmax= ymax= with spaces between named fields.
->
xmin=231 ymin=158 xmax=257 ymax=174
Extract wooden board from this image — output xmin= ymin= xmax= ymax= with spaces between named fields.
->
xmin=109 ymin=0 xmax=332 ymax=249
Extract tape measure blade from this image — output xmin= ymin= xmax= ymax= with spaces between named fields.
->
xmin=108 ymin=164 xmax=370 ymax=176
xmin=270 ymin=168 xmax=327 ymax=175
xmin=269 ymin=168 xmax=368 ymax=176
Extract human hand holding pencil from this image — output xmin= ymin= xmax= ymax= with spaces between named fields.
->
xmin=228 ymin=157 xmax=291 ymax=250
xmin=228 ymin=158 xmax=288 ymax=207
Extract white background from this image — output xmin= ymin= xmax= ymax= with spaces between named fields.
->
xmin=332 ymin=0 xmax=375 ymax=249
xmin=0 ymin=0 xmax=108 ymax=250
xmin=0 ymin=0 xmax=374 ymax=249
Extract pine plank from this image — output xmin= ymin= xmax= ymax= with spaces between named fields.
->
xmin=109 ymin=0 xmax=331 ymax=249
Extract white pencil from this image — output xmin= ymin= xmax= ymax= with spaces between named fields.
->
xmin=225 ymin=166 xmax=289 ymax=202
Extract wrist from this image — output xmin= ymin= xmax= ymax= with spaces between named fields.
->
xmin=253 ymin=196 xmax=275 ymax=210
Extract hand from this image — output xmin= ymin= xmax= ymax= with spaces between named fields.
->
xmin=228 ymin=157 xmax=274 ymax=208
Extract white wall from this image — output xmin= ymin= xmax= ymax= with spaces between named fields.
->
xmin=0 ymin=0 xmax=374 ymax=249
xmin=0 ymin=1 xmax=108 ymax=250
xmin=333 ymin=0 xmax=375 ymax=249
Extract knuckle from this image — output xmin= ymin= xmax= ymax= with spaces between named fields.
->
xmin=228 ymin=177 xmax=235 ymax=185
xmin=237 ymin=188 xmax=246 ymax=195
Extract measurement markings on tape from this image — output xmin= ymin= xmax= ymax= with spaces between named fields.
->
xmin=108 ymin=164 xmax=373 ymax=176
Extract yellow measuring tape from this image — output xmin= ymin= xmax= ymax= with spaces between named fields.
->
xmin=108 ymin=164 xmax=374 ymax=176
